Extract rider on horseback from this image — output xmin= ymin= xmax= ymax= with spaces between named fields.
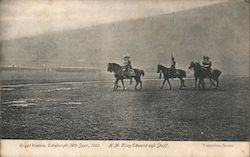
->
xmin=170 ymin=53 xmax=177 ymax=78
xmin=202 ymin=56 xmax=212 ymax=76
xmin=123 ymin=54 xmax=135 ymax=78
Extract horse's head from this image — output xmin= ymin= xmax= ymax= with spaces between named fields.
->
xmin=157 ymin=64 xmax=168 ymax=79
xmin=107 ymin=63 xmax=121 ymax=73
xmin=107 ymin=63 xmax=112 ymax=72
xmin=189 ymin=61 xmax=201 ymax=70
xmin=189 ymin=61 xmax=195 ymax=70
xmin=157 ymin=64 xmax=168 ymax=73
xmin=157 ymin=64 xmax=162 ymax=73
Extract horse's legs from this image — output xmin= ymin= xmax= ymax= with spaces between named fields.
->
xmin=116 ymin=80 xmax=121 ymax=90
xmin=212 ymin=79 xmax=216 ymax=87
xmin=202 ymin=79 xmax=205 ymax=89
xmin=139 ymin=79 xmax=142 ymax=90
xmin=127 ymin=78 xmax=132 ymax=90
xmin=179 ymin=78 xmax=186 ymax=89
xmin=167 ymin=79 xmax=172 ymax=90
xmin=194 ymin=77 xmax=197 ymax=89
xmin=129 ymin=78 xmax=133 ymax=85
xmin=216 ymin=79 xmax=220 ymax=88
xmin=113 ymin=79 xmax=119 ymax=91
xmin=179 ymin=78 xmax=183 ymax=89
xmin=121 ymin=79 xmax=126 ymax=90
xmin=209 ymin=78 xmax=213 ymax=88
xmin=160 ymin=79 xmax=166 ymax=89
xmin=134 ymin=79 xmax=139 ymax=90
xmin=183 ymin=79 xmax=186 ymax=87
xmin=198 ymin=79 xmax=202 ymax=89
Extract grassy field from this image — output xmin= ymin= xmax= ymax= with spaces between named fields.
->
xmin=1 ymin=76 xmax=249 ymax=140
xmin=0 ymin=71 xmax=112 ymax=85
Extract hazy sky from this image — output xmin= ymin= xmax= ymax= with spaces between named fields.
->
xmin=1 ymin=0 xmax=227 ymax=40
xmin=1 ymin=0 xmax=249 ymax=76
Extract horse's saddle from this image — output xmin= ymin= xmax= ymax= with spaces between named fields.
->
xmin=200 ymin=69 xmax=212 ymax=79
xmin=171 ymin=69 xmax=179 ymax=76
xmin=123 ymin=69 xmax=135 ymax=78
xmin=202 ymin=67 xmax=212 ymax=75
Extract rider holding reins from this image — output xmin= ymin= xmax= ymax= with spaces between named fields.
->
xmin=170 ymin=53 xmax=177 ymax=77
xmin=123 ymin=54 xmax=134 ymax=78
xmin=202 ymin=56 xmax=212 ymax=76
xmin=123 ymin=55 xmax=132 ymax=71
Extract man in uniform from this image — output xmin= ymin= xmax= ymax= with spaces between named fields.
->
xmin=202 ymin=56 xmax=212 ymax=76
xmin=170 ymin=54 xmax=177 ymax=78
xmin=123 ymin=54 xmax=134 ymax=78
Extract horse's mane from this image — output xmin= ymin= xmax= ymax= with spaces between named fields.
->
xmin=110 ymin=63 xmax=122 ymax=68
xmin=195 ymin=62 xmax=202 ymax=67
xmin=191 ymin=61 xmax=201 ymax=66
xmin=158 ymin=64 xmax=169 ymax=70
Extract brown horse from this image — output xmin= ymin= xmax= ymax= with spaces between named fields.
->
xmin=157 ymin=64 xmax=187 ymax=90
xmin=107 ymin=63 xmax=144 ymax=91
xmin=189 ymin=61 xmax=222 ymax=89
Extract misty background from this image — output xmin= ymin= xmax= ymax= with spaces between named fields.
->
xmin=0 ymin=0 xmax=249 ymax=76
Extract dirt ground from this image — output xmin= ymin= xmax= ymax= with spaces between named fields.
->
xmin=1 ymin=76 xmax=249 ymax=140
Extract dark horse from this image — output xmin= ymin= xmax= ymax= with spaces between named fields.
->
xmin=189 ymin=61 xmax=222 ymax=89
xmin=107 ymin=63 xmax=144 ymax=91
xmin=157 ymin=64 xmax=187 ymax=90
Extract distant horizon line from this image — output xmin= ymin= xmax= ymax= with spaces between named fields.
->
xmin=0 ymin=0 xmax=228 ymax=41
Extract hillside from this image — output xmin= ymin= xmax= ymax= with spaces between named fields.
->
xmin=1 ymin=0 xmax=249 ymax=75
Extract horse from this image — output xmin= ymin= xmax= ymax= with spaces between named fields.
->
xmin=189 ymin=61 xmax=222 ymax=89
xmin=107 ymin=63 xmax=145 ymax=91
xmin=157 ymin=64 xmax=187 ymax=90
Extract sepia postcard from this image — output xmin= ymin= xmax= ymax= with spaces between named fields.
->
xmin=0 ymin=0 xmax=249 ymax=157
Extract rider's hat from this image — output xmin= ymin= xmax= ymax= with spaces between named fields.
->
xmin=203 ymin=56 xmax=206 ymax=60
xmin=206 ymin=56 xmax=210 ymax=59
xmin=123 ymin=54 xmax=130 ymax=59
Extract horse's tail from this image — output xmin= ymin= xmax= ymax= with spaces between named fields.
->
xmin=141 ymin=70 xmax=145 ymax=77
xmin=217 ymin=70 xmax=222 ymax=77
xmin=179 ymin=70 xmax=186 ymax=78
xmin=212 ymin=69 xmax=222 ymax=79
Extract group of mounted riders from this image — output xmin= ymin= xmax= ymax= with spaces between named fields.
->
xmin=122 ymin=54 xmax=212 ymax=78
xmin=107 ymin=53 xmax=221 ymax=91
